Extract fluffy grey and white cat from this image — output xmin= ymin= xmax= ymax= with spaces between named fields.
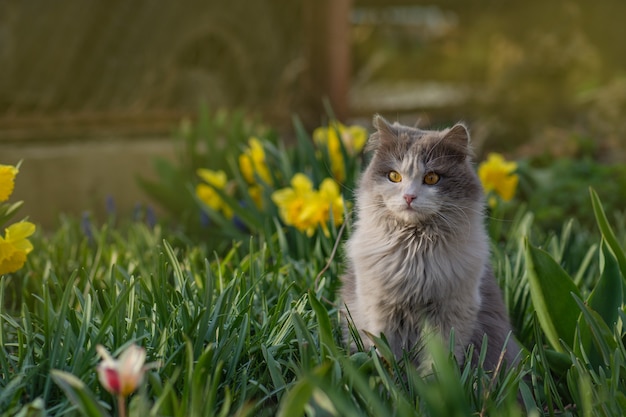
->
xmin=341 ymin=115 xmax=519 ymax=370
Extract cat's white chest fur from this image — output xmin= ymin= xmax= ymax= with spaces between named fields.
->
xmin=346 ymin=209 xmax=488 ymax=359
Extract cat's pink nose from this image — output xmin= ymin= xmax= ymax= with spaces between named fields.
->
xmin=404 ymin=194 xmax=416 ymax=205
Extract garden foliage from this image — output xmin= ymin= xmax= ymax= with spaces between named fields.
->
xmin=2 ymin=111 xmax=626 ymax=416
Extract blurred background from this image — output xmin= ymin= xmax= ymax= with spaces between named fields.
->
xmin=1 ymin=0 xmax=625 ymax=228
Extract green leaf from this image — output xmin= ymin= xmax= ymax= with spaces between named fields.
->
xmin=308 ymin=290 xmax=336 ymax=357
xmin=261 ymin=345 xmax=287 ymax=389
xmin=524 ymin=239 xmax=581 ymax=352
xmin=575 ymin=240 xmax=623 ymax=367
xmin=588 ymin=240 xmax=623 ymax=327
xmin=573 ymin=243 xmax=598 ymax=287
xmin=0 ymin=200 xmax=24 ymax=226
xmin=574 ymin=295 xmax=617 ymax=367
xmin=413 ymin=336 xmax=472 ymax=417
xmin=292 ymin=116 xmax=321 ymax=179
xmin=12 ymin=398 xmax=46 ymax=417
xmin=337 ymin=355 xmax=391 ymax=416
xmin=519 ymin=381 xmax=540 ymax=415
xmin=276 ymin=377 xmax=314 ymax=417
xmin=566 ymin=364 xmax=594 ymax=417
xmin=51 ymin=370 xmax=112 ymax=417
xmin=363 ymin=332 xmax=396 ymax=365
xmin=543 ymin=349 xmax=572 ymax=376
xmin=590 ymin=188 xmax=626 ymax=281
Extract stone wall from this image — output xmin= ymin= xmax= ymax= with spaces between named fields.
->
xmin=2 ymin=137 xmax=176 ymax=229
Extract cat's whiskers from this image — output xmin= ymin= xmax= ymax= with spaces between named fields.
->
xmin=443 ymin=203 xmax=481 ymax=234
xmin=436 ymin=211 xmax=470 ymax=239
xmin=355 ymin=200 xmax=388 ymax=213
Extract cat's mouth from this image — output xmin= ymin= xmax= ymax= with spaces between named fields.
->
xmin=396 ymin=205 xmax=428 ymax=223
xmin=391 ymin=201 xmax=438 ymax=224
xmin=403 ymin=201 xmax=421 ymax=212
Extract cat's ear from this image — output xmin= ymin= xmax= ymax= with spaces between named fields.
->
xmin=443 ymin=123 xmax=472 ymax=158
xmin=444 ymin=123 xmax=469 ymax=145
xmin=367 ymin=114 xmax=397 ymax=151
xmin=373 ymin=114 xmax=393 ymax=132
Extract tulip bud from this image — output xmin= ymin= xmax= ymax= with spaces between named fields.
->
xmin=96 ymin=344 xmax=151 ymax=397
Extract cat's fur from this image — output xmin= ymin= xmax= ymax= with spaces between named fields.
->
xmin=341 ymin=115 xmax=519 ymax=370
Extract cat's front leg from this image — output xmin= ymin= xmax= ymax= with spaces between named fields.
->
xmin=436 ymin=311 xmax=480 ymax=365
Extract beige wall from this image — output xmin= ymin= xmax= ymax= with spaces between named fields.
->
xmin=1 ymin=138 xmax=176 ymax=229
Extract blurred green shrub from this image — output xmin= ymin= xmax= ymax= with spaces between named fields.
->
xmin=517 ymin=157 xmax=626 ymax=231
xmin=139 ymin=106 xmax=367 ymax=258
xmin=137 ymin=105 xmax=271 ymax=238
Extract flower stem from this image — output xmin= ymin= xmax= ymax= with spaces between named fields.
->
xmin=117 ymin=394 xmax=127 ymax=417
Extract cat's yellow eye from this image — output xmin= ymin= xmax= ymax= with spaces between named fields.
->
xmin=387 ymin=171 xmax=402 ymax=183
xmin=423 ymin=172 xmax=440 ymax=185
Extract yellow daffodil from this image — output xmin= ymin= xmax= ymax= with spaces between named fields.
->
xmin=271 ymin=174 xmax=344 ymax=237
xmin=196 ymin=169 xmax=233 ymax=219
xmin=0 ymin=164 xmax=18 ymax=203
xmin=313 ymin=122 xmax=367 ymax=183
xmin=0 ymin=221 xmax=36 ymax=275
xmin=239 ymin=137 xmax=273 ymax=185
xmin=477 ymin=153 xmax=519 ymax=206
xmin=313 ymin=178 xmax=345 ymax=236
xmin=271 ymin=173 xmax=314 ymax=234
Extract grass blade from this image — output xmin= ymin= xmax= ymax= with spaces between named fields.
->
xmin=276 ymin=377 xmax=314 ymax=417
xmin=51 ymin=370 xmax=111 ymax=417
xmin=308 ymin=290 xmax=336 ymax=357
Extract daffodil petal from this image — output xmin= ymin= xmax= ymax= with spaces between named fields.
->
xmin=0 ymin=165 xmax=18 ymax=203
xmin=5 ymin=222 xmax=36 ymax=242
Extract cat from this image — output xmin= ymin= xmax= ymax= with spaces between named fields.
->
xmin=340 ymin=115 xmax=520 ymax=371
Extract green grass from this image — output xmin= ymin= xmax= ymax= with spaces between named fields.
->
xmin=2 ymin=187 xmax=626 ymax=416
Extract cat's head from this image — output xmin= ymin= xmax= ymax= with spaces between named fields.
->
xmin=359 ymin=115 xmax=483 ymax=228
